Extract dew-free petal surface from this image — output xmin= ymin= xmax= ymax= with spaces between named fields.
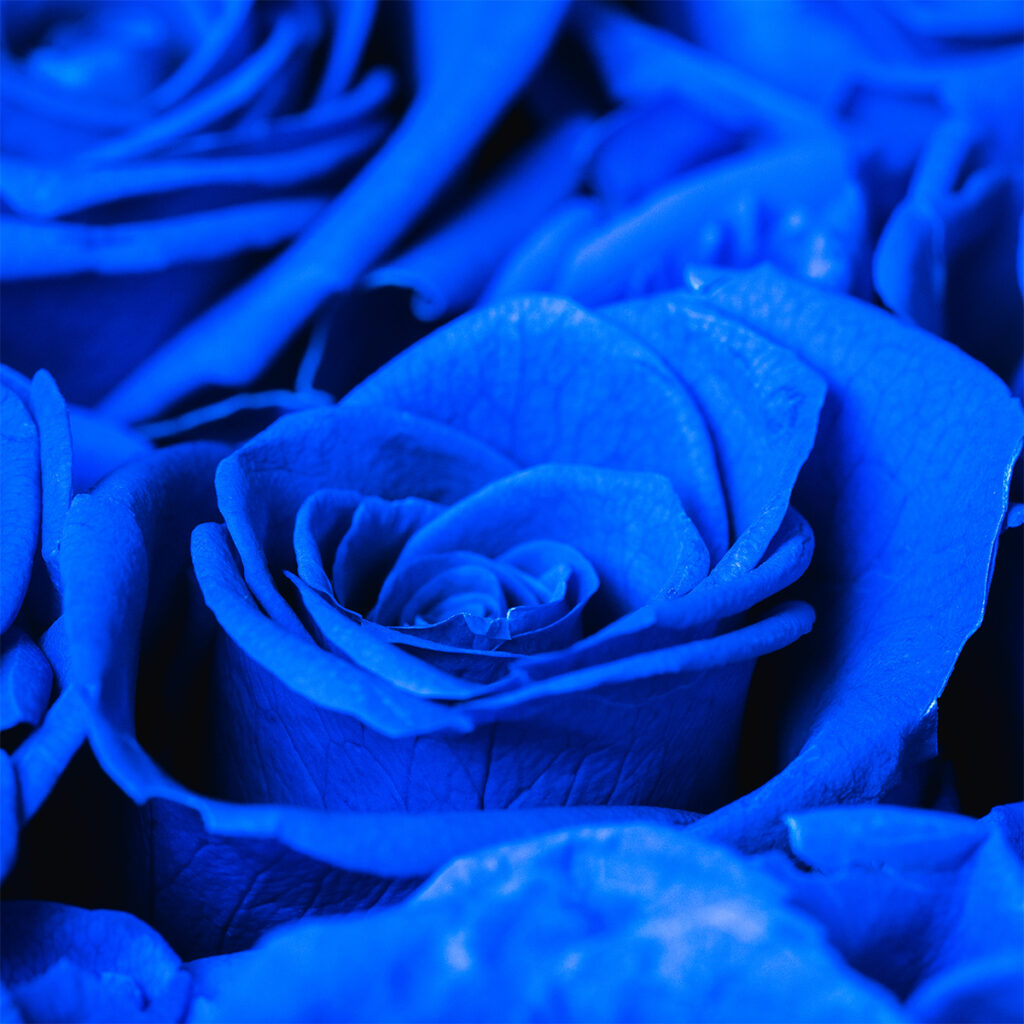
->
xmin=778 ymin=805 xmax=1024 ymax=1014
xmin=186 ymin=825 xmax=905 ymax=1024
xmin=347 ymin=296 xmax=732 ymax=561
xmin=1 ymin=902 xmax=192 ymax=1024
xmin=687 ymin=266 xmax=1023 ymax=848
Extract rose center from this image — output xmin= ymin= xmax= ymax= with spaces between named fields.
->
xmin=21 ymin=7 xmax=178 ymax=100
xmin=376 ymin=553 xmax=576 ymax=631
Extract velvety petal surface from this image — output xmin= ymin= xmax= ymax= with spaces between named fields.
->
xmin=1 ymin=902 xmax=192 ymax=1024
xmin=347 ymin=296 xmax=733 ymax=561
xmin=686 ymin=266 xmax=1023 ymax=848
xmin=186 ymin=825 xmax=904 ymax=1024
xmin=68 ymin=441 xmax=702 ymax=957
xmin=778 ymin=805 xmax=1024 ymax=1022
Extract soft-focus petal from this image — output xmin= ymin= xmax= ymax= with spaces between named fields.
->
xmin=186 ymin=825 xmax=905 ymax=1024
xmin=1 ymin=902 xmax=191 ymax=1024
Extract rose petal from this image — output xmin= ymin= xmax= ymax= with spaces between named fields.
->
xmin=380 ymin=464 xmax=709 ymax=622
xmin=348 ymin=295 xmax=732 ymax=561
xmin=0 ymin=628 xmax=52 ymax=732
xmin=186 ymin=826 xmax=903 ymax=1024
xmin=687 ymin=266 xmax=1023 ymax=848
xmin=215 ymin=405 xmax=517 ymax=634
xmin=1 ymin=902 xmax=192 ymax=1024
xmin=0 ymin=383 xmax=39 ymax=634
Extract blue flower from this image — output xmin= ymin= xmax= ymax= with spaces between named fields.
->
xmin=8 ymin=804 xmax=1017 ymax=1021
xmin=58 ymin=270 xmax=1021 ymax=958
xmin=0 ymin=364 xmax=148 ymax=886
xmin=674 ymin=0 xmax=1024 ymax=380
xmin=0 ymin=1 xmax=567 ymax=422
xmin=363 ymin=3 xmax=1022 ymax=384
xmin=368 ymin=6 xmax=873 ymax=325
xmin=1 ymin=369 xmax=83 ymax=881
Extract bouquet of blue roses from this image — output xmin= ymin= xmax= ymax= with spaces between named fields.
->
xmin=2 ymin=2 xmax=1022 ymax=1022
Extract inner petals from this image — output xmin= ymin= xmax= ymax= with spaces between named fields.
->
xmin=373 ymin=542 xmax=599 ymax=656
xmin=331 ymin=495 xmax=443 ymax=613
xmin=292 ymin=488 xmax=443 ymax=614
xmin=401 ymin=563 xmax=510 ymax=626
xmin=385 ymin=463 xmax=711 ymax=628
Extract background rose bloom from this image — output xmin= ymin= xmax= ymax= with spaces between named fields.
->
xmin=0 ymin=1 xmax=566 ymax=422
xmin=361 ymin=6 xmax=873 ymax=336
xmin=1 ymin=369 xmax=81 ymax=882
xmin=4 ymin=806 xmax=1020 ymax=1022
xmin=51 ymin=269 xmax=1021 ymax=959
xmin=353 ymin=2 xmax=1021 ymax=384
xmin=660 ymin=0 xmax=1024 ymax=380
xmin=0 ymin=367 xmax=146 ymax=884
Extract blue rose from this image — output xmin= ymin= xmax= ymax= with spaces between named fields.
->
xmin=0 ymin=365 xmax=151 ymax=885
xmin=361 ymin=3 xmax=1022 ymax=385
xmin=0 ymin=1 xmax=566 ymax=422
xmin=183 ymin=805 xmax=1024 ymax=1023
xmin=56 ymin=269 xmax=1021 ymax=960
xmin=1 ymin=368 xmax=81 ymax=883
xmin=5 ymin=804 xmax=1019 ymax=1021
xmin=674 ymin=0 xmax=1023 ymax=380
xmin=365 ymin=6 xmax=873 ymax=328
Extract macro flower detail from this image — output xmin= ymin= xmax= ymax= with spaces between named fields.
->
xmin=190 ymin=289 xmax=821 ymax=817
xmin=0 ymin=0 xmax=566 ymax=421
xmin=2 ymin=4 xmax=1022 ymax=1017
xmin=0 ymin=369 xmax=82 ymax=881
xmin=56 ymin=268 xmax=1021 ymax=959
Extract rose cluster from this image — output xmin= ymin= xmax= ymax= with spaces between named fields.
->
xmin=1 ymin=3 xmax=1022 ymax=1023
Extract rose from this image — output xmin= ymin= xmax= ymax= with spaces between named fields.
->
xmin=178 ymin=805 xmax=1024 ymax=1023
xmin=363 ymin=3 xmax=1022 ymax=384
xmin=670 ymin=0 xmax=1024 ymax=380
xmin=0 ymin=365 xmax=150 ymax=883
xmin=0 ymin=367 xmax=81 ymax=882
xmin=56 ymin=268 xmax=1021 ymax=961
xmin=185 ymin=805 xmax=1023 ymax=1023
xmin=352 ymin=0 xmax=1024 ymax=819
xmin=0 ymin=1 xmax=566 ymax=422
xmin=5 ymin=804 xmax=1019 ymax=1022
xmin=364 ymin=5 xmax=873 ymax=328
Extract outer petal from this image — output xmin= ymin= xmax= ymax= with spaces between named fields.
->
xmin=778 ymin=805 xmax=1024 ymax=1022
xmin=67 ymin=444 xmax=696 ymax=957
xmin=1 ymin=902 xmax=191 ymax=1024
xmin=365 ymin=118 xmax=597 ymax=321
xmin=687 ymin=266 xmax=1023 ymax=848
xmin=186 ymin=825 xmax=904 ymax=1024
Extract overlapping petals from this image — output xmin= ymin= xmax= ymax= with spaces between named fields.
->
xmin=0 ymin=1 xmax=568 ymax=421
xmin=3 ymin=806 xmax=1020 ymax=1021
xmin=60 ymin=270 xmax=1022 ymax=959
xmin=1 ymin=369 xmax=79 ymax=880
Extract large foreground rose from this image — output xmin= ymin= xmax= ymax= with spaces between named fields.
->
xmin=60 ymin=268 xmax=1021 ymax=957
xmin=0 ymin=1 xmax=566 ymax=421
